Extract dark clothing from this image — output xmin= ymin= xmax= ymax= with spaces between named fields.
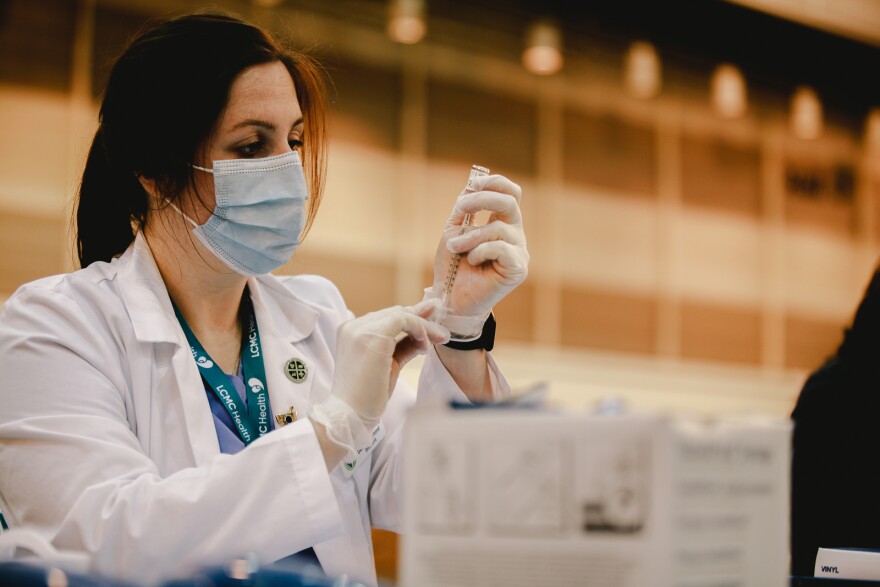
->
xmin=790 ymin=267 xmax=880 ymax=576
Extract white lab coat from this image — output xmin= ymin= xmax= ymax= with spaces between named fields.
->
xmin=0 ymin=233 xmax=508 ymax=586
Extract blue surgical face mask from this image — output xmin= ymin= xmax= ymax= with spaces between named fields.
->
xmin=169 ymin=150 xmax=309 ymax=276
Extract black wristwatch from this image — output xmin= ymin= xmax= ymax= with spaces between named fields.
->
xmin=442 ymin=313 xmax=496 ymax=351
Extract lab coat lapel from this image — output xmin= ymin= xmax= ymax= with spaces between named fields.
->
xmin=247 ymin=276 xmax=320 ymax=426
xmin=117 ymin=233 xmax=220 ymax=465
xmin=249 ymin=277 xmax=375 ymax=582
xmin=167 ymin=345 xmax=221 ymax=465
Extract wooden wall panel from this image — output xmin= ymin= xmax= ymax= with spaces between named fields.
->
xmin=680 ymin=300 xmax=762 ymax=365
xmin=681 ymin=135 xmax=761 ymax=217
xmin=492 ymin=280 xmax=535 ymax=343
xmin=785 ymin=196 xmax=855 ymax=237
xmin=562 ymin=110 xmax=657 ymax=198
xmin=785 ymin=315 xmax=844 ymax=371
xmin=784 ymin=157 xmax=856 ymax=237
xmin=559 ymin=285 xmax=656 ymax=354
xmin=0 ymin=211 xmax=66 ymax=295
xmin=285 ymin=248 xmax=397 ymax=317
xmin=427 ymin=79 xmax=536 ymax=177
xmin=0 ymin=0 xmax=76 ymax=92
xmin=325 ymin=57 xmax=402 ymax=151
xmin=874 ymin=175 xmax=880 ymax=243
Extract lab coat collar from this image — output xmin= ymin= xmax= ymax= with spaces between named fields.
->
xmin=247 ymin=271 xmax=320 ymax=346
xmin=117 ymin=232 xmax=320 ymax=346
xmin=116 ymin=233 xmax=179 ymax=344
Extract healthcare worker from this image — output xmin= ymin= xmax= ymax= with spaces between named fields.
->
xmin=0 ymin=12 xmax=528 ymax=586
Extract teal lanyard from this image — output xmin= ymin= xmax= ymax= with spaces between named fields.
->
xmin=173 ymin=297 xmax=272 ymax=445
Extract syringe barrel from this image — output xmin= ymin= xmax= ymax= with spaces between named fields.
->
xmin=441 ymin=164 xmax=491 ymax=304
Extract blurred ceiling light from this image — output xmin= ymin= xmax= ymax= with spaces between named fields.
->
xmin=866 ymin=108 xmax=880 ymax=154
xmin=710 ymin=64 xmax=747 ymax=119
xmin=790 ymin=86 xmax=823 ymax=140
xmin=522 ymin=20 xmax=563 ymax=75
xmin=387 ymin=0 xmax=426 ymax=45
xmin=251 ymin=0 xmax=283 ymax=7
xmin=624 ymin=41 xmax=660 ymax=99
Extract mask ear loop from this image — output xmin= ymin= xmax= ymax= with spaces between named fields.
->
xmin=167 ymin=162 xmax=215 ymax=227
xmin=164 ymin=198 xmax=199 ymax=228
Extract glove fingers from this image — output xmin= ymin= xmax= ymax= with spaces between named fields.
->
xmin=469 ymin=174 xmax=523 ymax=203
xmin=444 ymin=173 xmax=520 ymax=228
xmin=447 ymin=220 xmax=524 ymax=254
xmin=409 ymin=297 xmax=443 ymax=321
xmin=394 ymin=311 xmax=450 ymax=345
xmin=466 ymin=241 xmax=529 ymax=282
xmin=328 ymin=304 xmax=452 ymax=438
xmin=454 ymin=191 xmax=522 ymax=225
xmin=393 ymin=335 xmax=429 ymax=370
xmin=390 ymin=310 xmax=451 ymax=368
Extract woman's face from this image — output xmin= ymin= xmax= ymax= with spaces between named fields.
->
xmin=186 ymin=60 xmax=304 ymax=225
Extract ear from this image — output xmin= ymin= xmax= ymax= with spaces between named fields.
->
xmin=136 ymin=175 xmax=165 ymax=209
xmin=136 ymin=174 xmax=161 ymax=198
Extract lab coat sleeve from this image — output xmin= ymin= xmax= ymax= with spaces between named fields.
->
xmin=0 ymin=285 xmax=344 ymax=583
xmin=367 ymin=345 xmax=512 ymax=532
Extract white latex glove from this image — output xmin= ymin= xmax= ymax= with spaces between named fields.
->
xmin=426 ymin=174 xmax=529 ymax=338
xmin=310 ymin=299 xmax=450 ymax=454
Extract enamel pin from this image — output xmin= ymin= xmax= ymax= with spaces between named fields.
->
xmin=284 ymin=358 xmax=308 ymax=383
xmin=275 ymin=406 xmax=298 ymax=427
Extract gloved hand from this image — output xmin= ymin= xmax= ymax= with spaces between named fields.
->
xmin=310 ymin=299 xmax=450 ymax=455
xmin=426 ymin=174 xmax=529 ymax=338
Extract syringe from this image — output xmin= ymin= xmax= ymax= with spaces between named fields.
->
xmin=439 ymin=164 xmax=490 ymax=319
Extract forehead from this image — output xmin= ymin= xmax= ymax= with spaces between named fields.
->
xmin=219 ymin=61 xmax=301 ymax=129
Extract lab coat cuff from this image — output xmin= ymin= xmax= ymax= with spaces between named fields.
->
xmin=418 ymin=344 xmax=512 ymax=404
xmin=308 ymin=395 xmax=376 ymax=460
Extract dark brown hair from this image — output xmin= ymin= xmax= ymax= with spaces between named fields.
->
xmin=75 ymin=12 xmax=328 ymax=267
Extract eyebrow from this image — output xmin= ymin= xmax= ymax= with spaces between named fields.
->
xmin=230 ymin=117 xmax=304 ymax=131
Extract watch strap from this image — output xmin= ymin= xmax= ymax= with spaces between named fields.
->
xmin=443 ymin=313 xmax=495 ymax=351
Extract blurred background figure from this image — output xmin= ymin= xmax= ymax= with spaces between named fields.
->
xmin=791 ymin=264 xmax=880 ymax=576
xmin=2 ymin=0 xmax=880 ymax=581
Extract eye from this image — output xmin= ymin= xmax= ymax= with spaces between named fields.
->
xmin=236 ymin=140 xmax=265 ymax=158
xmin=288 ymin=138 xmax=304 ymax=153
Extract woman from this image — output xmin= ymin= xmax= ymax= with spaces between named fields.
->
xmin=0 ymin=12 xmax=528 ymax=585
